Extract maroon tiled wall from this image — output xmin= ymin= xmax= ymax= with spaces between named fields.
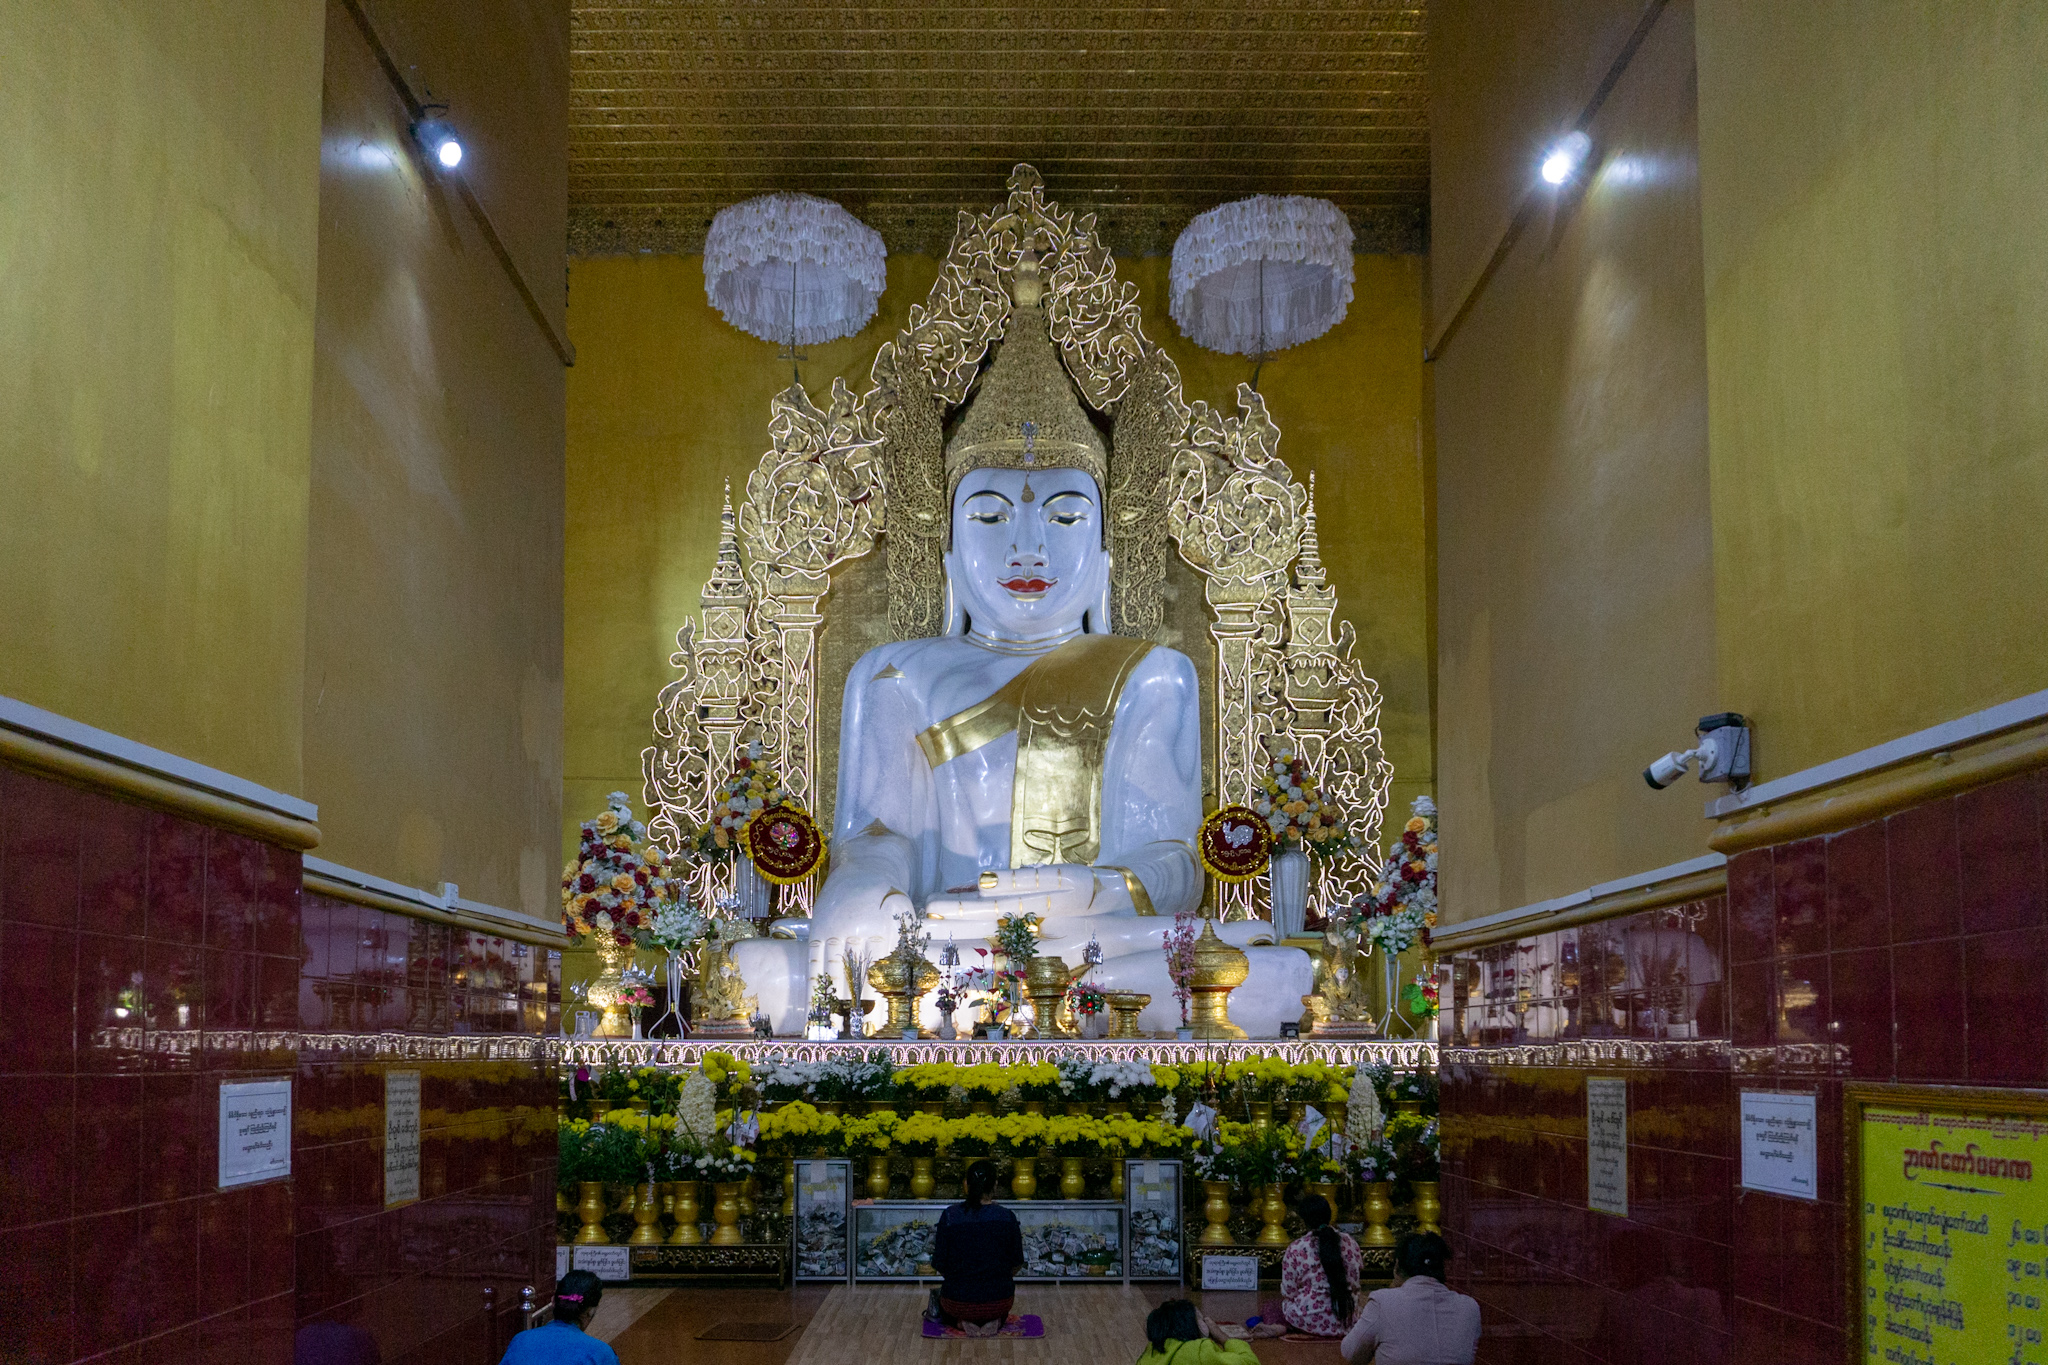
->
xmin=294 ymin=890 xmax=558 ymax=1365
xmin=0 ymin=761 xmax=559 ymax=1365
xmin=0 ymin=763 xmax=301 ymax=1365
xmin=1442 ymin=768 xmax=2048 ymax=1365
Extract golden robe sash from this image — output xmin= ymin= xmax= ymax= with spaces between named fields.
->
xmin=915 ymin=634 xmax=1155 ymax=868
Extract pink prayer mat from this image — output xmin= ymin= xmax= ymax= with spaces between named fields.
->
xmin=920 ymin=1315 xmax=1045 ymax=1339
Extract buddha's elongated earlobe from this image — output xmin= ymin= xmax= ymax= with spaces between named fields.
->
xmin=942 ymin=564 xmax=964 ymax=635
xmin=1086 ymin=553 xmax=1114 ymax=634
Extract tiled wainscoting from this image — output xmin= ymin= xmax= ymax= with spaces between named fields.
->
xmin=1440 ymin=767 xmax=2048 ymax=1364
xmin=0 ymin=761 xmax=560 ymax=1365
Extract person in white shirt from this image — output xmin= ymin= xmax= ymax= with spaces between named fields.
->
xmin=1340 ymin=1233 xmax=1481 ymax=1365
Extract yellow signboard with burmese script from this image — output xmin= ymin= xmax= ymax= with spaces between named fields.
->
xmin=1857 ymin=1091 xmax=2048 ymax=1365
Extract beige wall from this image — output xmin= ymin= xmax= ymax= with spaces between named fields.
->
xmin=304 ymin=0 xmax=568 ymax=914
xmin=0 ymin=0 xmax=326 ymax=791
xmin=564 ymin=250 xmax=1435 ymax=856
xmin=1432 ymin=0 xmax=1719 ymax=923
xmin=1695 ymin=0 xmax=2048 ymax=777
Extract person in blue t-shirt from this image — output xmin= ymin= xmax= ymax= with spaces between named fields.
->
xmin=499 ymin=1270 xmax=619 ymax=1365
xmin=928 ymin=1160 xmax=1025 ymax=1337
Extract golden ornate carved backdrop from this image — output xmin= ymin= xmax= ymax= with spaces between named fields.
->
xmin=644 ymin=167 xmax=1393 ymax=917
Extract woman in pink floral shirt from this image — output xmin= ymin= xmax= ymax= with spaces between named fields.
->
xmin=1278 ymin=1194 xmax=1363 ymax=1337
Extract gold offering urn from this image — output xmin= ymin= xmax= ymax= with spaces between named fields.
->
xmin=1024 ymin=955 xmax=1073 ymax=1039
xmin=1188 ymin=919 xmax=1250 ymax=1040
xmin=868 ymin=946 xmax=940 ymax=1037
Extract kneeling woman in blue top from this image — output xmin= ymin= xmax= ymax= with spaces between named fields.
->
xmin=929 ymin=1160 xmax=1025 ymax=1337
xmin=500 ymin=1270 xmax=618 ymax=1365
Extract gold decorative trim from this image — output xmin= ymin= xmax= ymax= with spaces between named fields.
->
xmin=1430 ymin=866 xmax=1728 ymax=956
xmin=0 ymin=730 xmax=321 ymax=851
xmin=302 ymin=868 xmax=568 ymax=950
xmin=1444 ymin=1040 xmax=1848 ymax=1073
xmin=555 ymin=1037 xmax=1437 ymax=1069
xmin=1709 ymin=715 xmax=2048 ymax=855
xmin=1098 ymin=865 xmax=1157 ymax=917
xmin=89 ymin=1027 xmax=555 ymax=1062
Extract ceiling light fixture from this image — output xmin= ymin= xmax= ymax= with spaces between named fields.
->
xmin=411 ymin=105 xmax=463 ymax=171
xmin=1541 ymin=131 xmax=1592 ymax=186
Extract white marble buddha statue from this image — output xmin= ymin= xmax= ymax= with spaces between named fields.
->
xmin=731 ymin=250 xmax=1311 ymax=1034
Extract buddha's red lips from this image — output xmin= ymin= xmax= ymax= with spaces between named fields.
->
xmin=999 ymin=576 xmax=1056 ymax=593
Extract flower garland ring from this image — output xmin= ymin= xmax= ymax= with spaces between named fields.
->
xmin=741 ymin=803 xmax=828 ymax=884
xmin=1197 ymin=805 xmax=1275 ymax=882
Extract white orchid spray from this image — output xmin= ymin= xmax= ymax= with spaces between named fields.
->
xmin=678 ymin=1070 xmax=718 ymax=1144
xmin=1346 ymin=1067 xmax=1385 ymax=1145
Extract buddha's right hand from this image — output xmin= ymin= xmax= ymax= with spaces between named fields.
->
xmin=921 ymin=863 xmax=1108 ymax=924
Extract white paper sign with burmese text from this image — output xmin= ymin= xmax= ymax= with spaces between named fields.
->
xmin=571 ymin=1245 xmax=632 ymax=1282
xmin=1201 ymin=1255 xmax=1261 ymax=1291
xmin=1739 ymin=1090 xmax=1817 ymax=1199
xmin=219 ymin=1079 xmax=292 ymax=1189
xmin=384 ymin=1071 xmax=422 ymax=1207
xmin=1587 ymin=1077 xmax=1628 ymax=1216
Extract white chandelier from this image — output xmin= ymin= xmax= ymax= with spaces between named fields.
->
xmin=703 ymin=193 xmax=887 ymax=347
xmin=1169 ymin=195 xmax=1355 ymax=357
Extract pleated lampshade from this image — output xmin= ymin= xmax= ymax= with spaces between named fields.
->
xmin=1169 ymin=195 xmax=1354 ymax=356
xmin=703 ymin=193 xmax=887 ymax=347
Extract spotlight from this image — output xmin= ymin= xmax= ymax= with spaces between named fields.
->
xmin=410 ymin=111 xmax=463 ymax=171
xmin=1541 ymin=131 xmax=1592 ymax=186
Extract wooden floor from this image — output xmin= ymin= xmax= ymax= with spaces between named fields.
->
xmin=604 ymin=1285 xmax=1346 ymax=1365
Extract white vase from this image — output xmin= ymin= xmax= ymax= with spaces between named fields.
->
xmin=735 ymin=856 xmax=775 ymax=919
xmin=1270 ymin=850 xmax=1310 ymax=939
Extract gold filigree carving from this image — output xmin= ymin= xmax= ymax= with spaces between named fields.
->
xmin=878 ymin=364 xmax=948 ymax=639
xmin=1105 ymin=348 xmax=1184 ymax=638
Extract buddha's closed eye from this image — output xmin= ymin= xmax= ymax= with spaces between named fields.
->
xmin=1043 ymin=493 xmax=1092 ymax=526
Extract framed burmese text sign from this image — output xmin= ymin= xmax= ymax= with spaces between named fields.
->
xmin=1851 ymin=1083 xmax=2048 ymax=1365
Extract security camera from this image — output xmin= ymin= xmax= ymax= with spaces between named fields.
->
xmin=1644 ymin=713 xmax=1752 ymax=791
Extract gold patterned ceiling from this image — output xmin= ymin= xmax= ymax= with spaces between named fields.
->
xmin=569 ymin=1 xmax=1429 ymax=258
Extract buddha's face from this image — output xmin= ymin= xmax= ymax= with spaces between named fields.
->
xmin=946 ymin=466 xmax=1108 ymax=637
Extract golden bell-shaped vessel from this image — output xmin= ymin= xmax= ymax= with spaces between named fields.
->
xmin=1187 ymin=919 xmax=1249 ymax=1040
xmin=1024 ymin=955 xmax=1073 ymax=1038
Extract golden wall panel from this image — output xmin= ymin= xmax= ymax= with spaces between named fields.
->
xmin=303 ymin=0 xmax=570 ymax=916
xmin=1431 ymin=1 xmax=1718 ymax=923
xmin=1696 ymin=0 xmax=2048 ymax=777
xmin=0 ymin=0 xmax=326 ymax=791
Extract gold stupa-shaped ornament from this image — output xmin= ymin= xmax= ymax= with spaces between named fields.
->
xmin=1187 ymin=919 xmax=1250 ymax=1040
